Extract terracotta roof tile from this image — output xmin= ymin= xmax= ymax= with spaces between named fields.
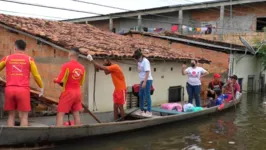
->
xmin=0 ymin=14 xmax=209 ymax=62
xmin=162 ymin=31 xmax=245 ymax=49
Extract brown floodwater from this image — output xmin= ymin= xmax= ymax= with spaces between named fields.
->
xmin=41 ymin=93 xmax=266 ymax=150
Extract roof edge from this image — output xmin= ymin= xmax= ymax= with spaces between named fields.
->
xmin=123 ymin=31 xmax=246 ymax=53
xmin=0 ymin=22 xmax=211 ymax=63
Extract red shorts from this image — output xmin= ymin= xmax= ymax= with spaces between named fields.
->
xmin=58 ymin=90 xmax=82 ymax=113
xmin=4 ymin=86 xmax=31 ymax=112
xmin=113 ymin=90 xmax=126 ymax=105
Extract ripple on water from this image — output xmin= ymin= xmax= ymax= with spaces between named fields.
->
xmin=182 ymin=144 xmax=203 ymax=150
xmin=45 ymin=94 xmax=266 ymax=150
xmin=183 ymin=134 xmax=202 ymax=143
xmin=235 ymin=122 xmax=252 ymax=128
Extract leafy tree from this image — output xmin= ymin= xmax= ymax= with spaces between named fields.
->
xmin=257 ymin=44 xmax=266 ymax=71
xmin=254 ymin=27 xmax=266 ymax=72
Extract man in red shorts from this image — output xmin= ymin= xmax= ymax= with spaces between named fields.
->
xmin=87 ymin=54 xmax=126 ymax=120
xmin=54 ymin=48 xmax=85 ymax=126
xmin=0 ymin=40 xmax=44 ymax=126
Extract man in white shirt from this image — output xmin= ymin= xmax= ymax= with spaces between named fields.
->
xmin=133 ymin=49 xmax=153 ymax=117
xmin=182 ymin=59 xmax=209 ymax=106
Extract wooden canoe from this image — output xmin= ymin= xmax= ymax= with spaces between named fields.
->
xmin=0 ymin=94 xmax=242 ymax=146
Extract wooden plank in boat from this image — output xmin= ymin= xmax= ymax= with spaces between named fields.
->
xmin=0 ymin=78 xmax=58 ymax=106
xmin=132 ymin=113 xmax=161 ymax=119
xmin=131 ymin=109 xmax=162 ymax=119
xmin=29 ymin=122 xmax=49 ymax=127
xmin=150 ymin=107 xmax=184 ymax=115
xmin=124 ymin=107 xmax=139 ymax=114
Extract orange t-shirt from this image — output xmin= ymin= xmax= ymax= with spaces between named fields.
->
xmin=107 ymin=64 xmax=126 ymax=91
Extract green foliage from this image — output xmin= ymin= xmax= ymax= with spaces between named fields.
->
xmin=254 ymin=27 xmax=266 ymax=71
xmin=257 ymin=43 xmax=266 ymax=71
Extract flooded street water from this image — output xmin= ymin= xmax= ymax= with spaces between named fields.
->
xmin=45 ymin=93 xmax=266 ymax=150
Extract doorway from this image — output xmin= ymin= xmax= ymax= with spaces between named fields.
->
xmin=168 ymin=86 xmax=184 ymax=102
xmin=247 ymin=75 xmax=255 ymax=93
xmin=238 ymin=78 xmax=243 ymax=93
xmin=260 ymin=74 xmax=265 ymax=93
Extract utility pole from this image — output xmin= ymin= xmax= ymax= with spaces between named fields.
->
xmin=229 ymin=0 xmax=233 ymax=77
xmin=230 ymin=0 xmax=232 ymax=26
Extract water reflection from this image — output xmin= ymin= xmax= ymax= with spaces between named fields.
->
xmin=45 ymin=94 xmax=266 ymax=150
xmin=182 ymin=145 xmax=203 ymax=150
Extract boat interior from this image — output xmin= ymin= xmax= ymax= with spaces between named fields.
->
xmin=0 ymin=106 xmax=210 ymax=127
xmin=0 ymin=111 xmax=125 ymax=127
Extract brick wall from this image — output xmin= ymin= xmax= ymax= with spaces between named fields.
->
xmin=0 ymin=27 xmax=88 ymax=102
xmin=189 ymin=3 xmax=266 ymax=34
xmin=89 ymin=20 xmax=110 ymax=32
xmin=191 ymin=3 xmax=266 ymax=21
xmin=189 ymin=32 xmax=265 ymax=46
xmin=127 ymin=34 xmax=229 ymax=98
xmin=190 ymin=9 xmax=220 ymax=22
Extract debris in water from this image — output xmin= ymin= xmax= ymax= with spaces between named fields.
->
xmin=229 ymin=141 xmax=235 ymax=144
xmin=208 ymin=141 xmax=213 ymax=144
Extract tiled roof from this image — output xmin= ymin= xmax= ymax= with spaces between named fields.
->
xmin=0 ymin=14 xmax=210 ymax=62
xmin=125 ymin=31 xmax=245 ymax=52
xmin=163 ymin=31 xmax=246 ymax=50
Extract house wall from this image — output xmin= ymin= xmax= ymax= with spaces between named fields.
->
xmin=87 ymin=42 xmax=230 ymax=112
xmin=232 ymin=54 xmax=261 ymax=92
xmin=188 ymin=32 xmax=265 ymax=46
xmin=89 ymin=20 xmax=110 ymax=32
xmin=126 ymin=33 xmax=230 ymax=95
xmin=0 ymin=27 xmax=89 ymax=104
xmin=86 ymin=59 xmax=189 ymax=112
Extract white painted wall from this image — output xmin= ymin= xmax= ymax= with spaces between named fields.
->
xmin=86 ymin=59 xmax=188 ymax=112
xmin=232 ymin=54 xmax=261 ymax=92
